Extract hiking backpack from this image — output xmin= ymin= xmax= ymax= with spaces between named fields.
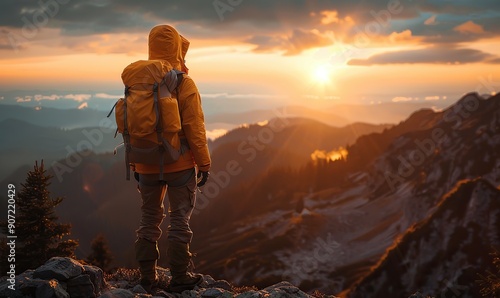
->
xmin=108 ymin=60 xmax=187 ymax=180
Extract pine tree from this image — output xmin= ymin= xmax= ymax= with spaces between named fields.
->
xmin=13 ymin=160 xmax=78 ymax=272
xmin=86 ymin=234 xmax=113 ymax=271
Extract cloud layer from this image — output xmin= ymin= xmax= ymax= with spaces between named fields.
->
xmin=0 ymin=0 xmax=499 ymax=63
xmin=348 ymin=46 xmax=500 ymax=66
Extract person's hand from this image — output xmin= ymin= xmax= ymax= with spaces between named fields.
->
xmin=197 ymin=171 xmax=209 ymax=187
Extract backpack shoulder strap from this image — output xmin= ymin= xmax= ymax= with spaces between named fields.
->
xmin=173 ymin=69 xmax=189 ymax=152
xmin=173 ymin=69 xmax=185 ymax=111
xmin=174 ymin=69 xmax=184 ymax=89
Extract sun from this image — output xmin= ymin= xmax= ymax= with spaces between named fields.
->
xmin=313 ymin=65 xmax=331 ymax=84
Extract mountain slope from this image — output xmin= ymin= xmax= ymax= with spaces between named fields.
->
xmin=192 ymin=93 xmax=500 ymax=294
xmin=196 ymin=118 xmax=391 ymax=227
xmin=347 ymin=178 xmax=500 ymax=298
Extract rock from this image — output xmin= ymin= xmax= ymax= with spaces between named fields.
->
xmin=35 ymin=279 xmax=70 ymax=298
xmin=199 ymin=275 xmax=217 ymax=287
xmin=15 ymin=269 xmax=35 ymax=288
xmin=18 ymin=277 xmax=69 ymax=297
xmin=235 ymin=291 xmax=262 ymax=298
xmin=9 ymin=277 xmax=69 ymax=298
xmin=0 ymin=270 xmax=34 ymax=298
xmin=98 ymin=287 xmax=136 ymax=298
xmin=408 ymin=293 xmax=427 ymax=298
xmin=262 ymin=282 xmax=310 ymax=298
xmin=33 ymin=257 xmax=84 ymax=281
xmin=83 ymin=265 xmax=106 ymax=296
xmin=207 ymin=280 xmax=232 ymax=291
xmin=67 ymin=274 xmax=96 ymax=298
xmin=132 ymin=284 xmax=148 ymax=294
xmin=235 ymin=290 xmax=263 ymax=298
xmin=111 ymin=280 xmax=129 ymax=289
xmin=180 ymin=289 xmax=199 ymax=298
xmin=0 ymin=279 xmax=22 ymax=298
xmin=154 ymin=290 xmax=177 ymax=298
xmin=201 ymin=287 xmax=234 ymax=298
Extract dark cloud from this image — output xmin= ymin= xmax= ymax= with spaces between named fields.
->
xmin=347 ymin=46 xmax=499 ymax=65
xmin=0 ymin=0 xmax=499 ymax=56
xmin=421 ymin=0 xmax=500 ymax=15
xmin=488 ymin=57 xmax=500 ymax=64
xmin=248 ymin=29 xmax=333 ymax=55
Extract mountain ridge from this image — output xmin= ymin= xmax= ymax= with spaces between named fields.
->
xmin=346 ymin=178 xmax=500 ymax=298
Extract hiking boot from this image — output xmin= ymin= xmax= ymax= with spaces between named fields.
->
xmin=139 ymin=276 xmax=158 ymax=294
xmin=167 ymin=272 xmax=203 ymax=293
xmin=135 ymin=238 xmax=160 ymax=294
xmin=166 ymin=240 xmax=203 ymax=293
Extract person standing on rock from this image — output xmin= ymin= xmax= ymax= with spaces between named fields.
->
xmin=133 ymin=24 xmax=211 ymax=293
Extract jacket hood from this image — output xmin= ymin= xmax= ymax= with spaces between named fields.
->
xmin=148 ymin=25 xmax=189 ymax=70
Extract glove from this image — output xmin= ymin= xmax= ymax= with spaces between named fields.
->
xmin=197 ymin=171 xmax=209 ymax=187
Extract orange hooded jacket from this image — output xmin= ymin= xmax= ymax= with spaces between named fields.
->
xmin=134 ymin=25 xmax=211 ymax=174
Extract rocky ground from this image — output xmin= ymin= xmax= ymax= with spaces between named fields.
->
xmin=0 ymin=257 xmax=436 ymax=298
xmin=0 ymin=257 xmax=339 ymax=298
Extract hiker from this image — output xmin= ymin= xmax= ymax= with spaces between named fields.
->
xmin=132 ymin=25 xmax=211 ymax=293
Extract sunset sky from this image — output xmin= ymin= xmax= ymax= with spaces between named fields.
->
xmin=1 ymin=0 xmax=499 ymax=112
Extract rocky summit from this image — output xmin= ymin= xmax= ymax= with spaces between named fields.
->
xmin=0 ymin=257 xmax=340 ymax=298
xmin=0 ymin=256 xmax=438 ymax=298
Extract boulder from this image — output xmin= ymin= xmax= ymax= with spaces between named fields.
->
xmin=10 ymin=277 xmax=69 ymax=298
xmin=200 ymin=287 xmax=233 ymax=298
xmin=67 ymin=274 xmax=96 ymax=298
xmin=33 ymin=257 xmax=84 ymax=281
xmin=35 ymin=279 xmax=70 ymax=298
xmin=262 ymin=282 xmax=310 ymax=298
xmin=83 ymin=265 xmax=106 ymax=296
xmin=235 ymin=291 xmax=262 ymax=298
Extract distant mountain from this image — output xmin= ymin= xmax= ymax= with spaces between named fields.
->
xmin=0 ymin=104 xmax=113 ymax=129
xmin=206 ymin=101 xmax=448 ymax=129
xmin=346 ymin=178 xmax=499 ymax=298
xmin=327 ymin=102 xmax=446 ymax=125
xmin=206 ymin=106 xmax=351 ymax=128
xmin=0 ymin=118 xmax=120 ymax=181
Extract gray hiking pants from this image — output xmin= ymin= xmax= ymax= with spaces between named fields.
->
xmin=136 ymin=167 xmax=197 ymax=244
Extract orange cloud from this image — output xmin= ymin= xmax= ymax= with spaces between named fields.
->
xmin=424 ymin=15 xmax=438 ymax=26
xmin=388 ymin=30 xmax=420 ymax=44
xmin=392 ymin=96 xmax=414 ymax=102
xmin=77 ymin=102 xmax=88 ymax=110
xmin=249 ymin=29 xmax=334 ymax=55
xmin=454 ymin=21 xmax=485 ymax=35
xmin=424 ymin=96 xmax=440 ymax=101
xmin=321 ymin=10 xmax=340 ymax=25
xmin=320 ymin=10 xmax=355 ymax=26
xmin=16 ymin=96 xmax=32 ymax=103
